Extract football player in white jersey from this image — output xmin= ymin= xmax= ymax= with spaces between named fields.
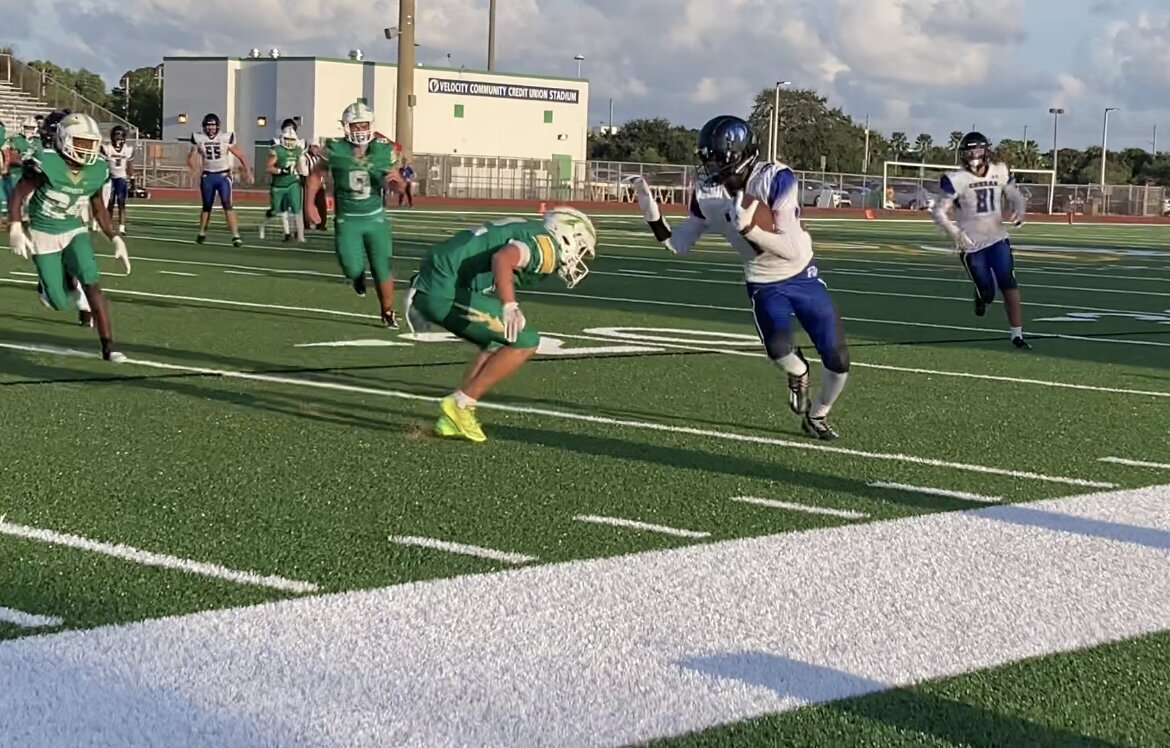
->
xmin=632 ymin=115 xmax=850 ymax=440
xmin=186 ymin=113 xmax=253 ymax=247
xmin=930 ymin=131 xmax=1030 ymax=349
xmin=99 ymin=125 xmax=133 ymax=234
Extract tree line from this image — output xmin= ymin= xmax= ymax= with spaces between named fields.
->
xmin=14 ymin=58 xmax=1170 ymax=186
xmin=590 ymin=86 xmax=1170 ymax=186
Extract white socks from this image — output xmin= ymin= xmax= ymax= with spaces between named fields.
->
xmin=810 ymin=370 xmax=848 ymax=419
xmin=454 ymin=390 xmax=477 ymax=408
xmin=1010 ymin=326 xmax=1023 ymax=339
xmin=774 ymin=351 xmax=808 ymax=377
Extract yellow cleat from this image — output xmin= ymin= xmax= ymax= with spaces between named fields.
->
xmin=439 ymin=396 xmax=487 ymax=443
xmin=433 ymin=415 xmax=461 ymax=438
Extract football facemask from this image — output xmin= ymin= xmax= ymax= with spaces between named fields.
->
xmin=543 ymin=206 xmax=598 ymax=288
xmin=57 ymin=113 xmax=102 ymax=166
xmin=341 ymin=103 xmax=375 ymax=146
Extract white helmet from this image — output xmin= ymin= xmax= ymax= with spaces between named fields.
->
xmin=542 ymin=206 xmax=597 ymax=288
xmin=56 ymin=112 xmax=102 ymax=166
xmin=280 ymin=126 xmax=299 ymax=149
xmin=20 ymin=117 xmax=37 ymax=137
xmin=340 ymin=101 xmax=374 ymax=146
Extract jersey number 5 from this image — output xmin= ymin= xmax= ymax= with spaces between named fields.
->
xmin=975 ymin=187 xmax=996 ymax=214
xmin=348 ymin=171 xmax=371 ymax=199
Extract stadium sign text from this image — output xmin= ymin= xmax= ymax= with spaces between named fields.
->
xmin=427 ymin=77 xmax=581 ymax=104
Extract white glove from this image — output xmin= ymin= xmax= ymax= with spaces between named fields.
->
xmin=728 ymin=189 xmax=761 ymax=234
xmin=631 ymin=177 xmax=661 ymax=222
xmin=955 ymin=231 xmax=976 ymax=253
xmin=9 ymin=223 xmax=29 ymax=259
xmin=502 ymin=301 xmax=525 ymax=343
xmin=112 ymin=235 xmax=131 ymax=274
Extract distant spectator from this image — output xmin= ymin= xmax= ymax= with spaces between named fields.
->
xmin=399 ymin=161 xmax=414 ymax=207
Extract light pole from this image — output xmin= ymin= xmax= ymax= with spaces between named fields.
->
xmin=770 ymin=80 xmax=791 ymax=162
xmin=487 ymin=0 xmax=496 ymax=70
xmin=385 ymin=0 xmax=416 ymax=162
xmin=1100 ymin=106 xmax=1118 ymax=188
xmin=1048 ymin=107 xmax=1063 ymax=215
xmin=574 ymin=54 xmax=585 ymax=78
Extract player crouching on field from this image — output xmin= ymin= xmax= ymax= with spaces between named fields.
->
xmin=930 ymin=132 xmax=1031 ymax=349
xmin=403 ymin=208 xmax=598 ymax=443
xmin=8 ymin=112 xmax=132 ymax=362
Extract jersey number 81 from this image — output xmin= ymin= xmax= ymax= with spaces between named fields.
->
xmin=975 ymin=187 xmax=996 ymax=214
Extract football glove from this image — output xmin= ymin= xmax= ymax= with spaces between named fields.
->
xmin=9 ymin=223 xmax=29 ymax=259
xmin=728 ymin=189 xmax=763 ymax=235
xmin=955 ymin=231 xmax=976 ymax=253
xmin=502 ymin=301 xmax=525 ymax=343
xmin=112 ymin=236 xmax=131 ymax=274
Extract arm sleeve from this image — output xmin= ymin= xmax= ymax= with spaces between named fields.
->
xmin=765 ymin=166 xmax=799 ymax=226
xmin=930 ymin=175 xmax=962 ymax=238
xmin=1002 ymin=170 xmax=1027 ymax=216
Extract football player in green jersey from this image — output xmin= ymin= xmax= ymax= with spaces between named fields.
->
xmin=404 ymin=207 xmax=598 ymax=442
xmin=8 ymin=112 xmax=132 ymax=362
xmin=305 ymin=102 xmax=405 ymax=328
xmin=261 ymin=124 xmax=308 ymax=243
xmin=0 ymin=118 xmax=36 ymax=226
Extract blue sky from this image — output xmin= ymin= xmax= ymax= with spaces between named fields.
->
xmin=8 ymin=0 xmax=1170 ymax=151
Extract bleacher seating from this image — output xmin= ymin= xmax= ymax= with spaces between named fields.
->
xmin=0 ymin=78 xmax=52 ymax=127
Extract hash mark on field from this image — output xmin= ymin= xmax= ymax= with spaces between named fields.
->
xmin=0 ymin=605 xmax=63 ymax=629
xmin=729 ymin=496 xmax=869 ymax=519
xmin=573 ymin=515 xmax=710 ymax=538
xmin=159 ymin=270 xmax=198 ymax=277
xmin=1099 ymin=456 xmax=1170 ymax=470
xmin=0 ymin=519 xmax=319 ymax=594
xmin=388 ymin=535 xmax=537 ymax=565
xmin=868 ymin=481 xmax=1003 ymax=503
xmin=224 ymin=270 xmax=262 ymax=277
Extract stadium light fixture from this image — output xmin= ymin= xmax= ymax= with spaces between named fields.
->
xmin=574 ymin=54 xmax=585 ymax=78
xmin=256 ymin=116 xmax=268 ymax=127
xmin=177 ymin=113 xmax=187 ymax=124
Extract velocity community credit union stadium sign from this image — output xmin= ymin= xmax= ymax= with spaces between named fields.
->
xmin=427 ymin=77 xmax=581 ymax=104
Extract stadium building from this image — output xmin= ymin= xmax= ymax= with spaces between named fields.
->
xmin=161 ymin=55 xmax=589 ymax=164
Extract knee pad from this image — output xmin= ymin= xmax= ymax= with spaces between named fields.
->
xmin=822 ymin=343 xmax=850 ymax=374
xmin=764 ymin=336 xmax=793 ymax=362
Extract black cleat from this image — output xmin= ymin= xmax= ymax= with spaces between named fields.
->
xmin=787 ymin=350 xmax=811 ymax=414
xmin=802 ymin=413 xmax=839 ymax=441
xmin=283 ymin=233 xmax=292 ymax=243
xmin=78 ymin=310 xmax=93 ymax=328
xmin=974 ymin=297 xmax=987 ymax=317
xmin=1012 ymin=335 xmax=1032 ymax=350
xmin=196 ymin=234 xmax=206 ymax=244
xmin=382 ymin=310 xmax=400 ymax=329
xmin=352 ymin=274 xmax=367 ymax=297
xmin=232 ymin=236 xmax=242 ymax=247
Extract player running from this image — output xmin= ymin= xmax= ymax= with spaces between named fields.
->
xmin=403 ymin=209 xmax=598 ymax=443
xmin=930 ymin=131 xmax=1031 ymax=349
xmin=187 ymin=113 xmax=253 ymax=246
xmin=2 ymin=118 xmax=41 ymax=225
xmin=633 ymin=115 xmax=850 ymax=440
xmin=260 ymin=123 xmax=307 ymax=243
xmin=8 ymin=112 xmax=132 ymax=362
xmin=305 ymin=101 xmax=405 ymax=328
xmin=99 ymin=125 xmax=133 ymax=235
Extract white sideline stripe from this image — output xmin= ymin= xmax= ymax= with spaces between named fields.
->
xmin=389 ymin=535 xmax=537 ymax=564
xmin=0 ymin=606 xmax=63 ymax=629
xmin=2 ymin=485 xmax=1169 ymax=746
xmin=0 ymin=341 xmax=1117 ymax=489
xmin=867 ymin=481 xmax=1003 ymax=503
xmin=0 ymin=519 xmax=318 ymax=594
xmin=574 ymin=515 xmax=711 ymax=538
xmin=729 ymin=496 xmax=869 ymax=519
xmin=4 ymin=273 xmax=1166 ymax=397
xmin=1100 ymin=456 xmax=1170 ymax=470
xmin=158 ymin=271 xmax=198 ymax=277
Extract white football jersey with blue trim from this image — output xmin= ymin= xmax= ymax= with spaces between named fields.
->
xmin=935 ymin=161 xmax=1016 ymax=251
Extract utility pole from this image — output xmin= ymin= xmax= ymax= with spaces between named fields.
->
xmin=394 ymin=0 xmax=416 ymax=161
xmin=487 ymin=0 xmax=496 ymax=70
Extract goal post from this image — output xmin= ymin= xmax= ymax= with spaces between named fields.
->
xmin=881 ymin=161 xmax=1058 ymax=215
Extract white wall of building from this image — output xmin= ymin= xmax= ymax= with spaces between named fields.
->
xmin=163 ymin=56 xmax=588 ymax=162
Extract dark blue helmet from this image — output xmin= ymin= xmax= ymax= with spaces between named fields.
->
xmin=959 ymin=131 xmax=992 ymax=173
xmin=111 ymin=125 xmax=126 ymax=146
xmin=202 ymin=113 xmax=220 ymax=136
xmin=696 ymin=115 xmax=759 ymax=186
xmin=40 ymin=108 xmax=71 ymax=148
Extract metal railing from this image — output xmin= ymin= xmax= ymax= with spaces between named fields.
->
xmin=0 ymin=53 xmax=137 ymax=138
xmin=125 ymin=140 xmax=1170 ymax=217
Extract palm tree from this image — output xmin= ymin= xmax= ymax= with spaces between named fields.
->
xmin=890 ymin=131 xmax=909 ymax=159
xmin=948 ymin=131 xmax=964 ymax=163
xmin=914 ymin=133 xmax=934 ymax=158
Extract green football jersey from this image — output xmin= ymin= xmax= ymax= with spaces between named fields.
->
xmin=417 ymin=217 xmax=562 ymax=294
xmin=5 ymin=134 xmax=38 ymax=164
xmin=270 ymin=143 xmax=305 ymax=189
xmin=324 ymin=138 xmax=396 ymax=217
xmin=26 ymin=150 xmax=109 ymax=234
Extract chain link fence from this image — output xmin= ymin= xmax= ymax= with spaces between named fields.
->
xmin=128 ymin=139 xmax=1170 ymax=217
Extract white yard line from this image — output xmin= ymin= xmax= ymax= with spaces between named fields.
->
xmin=2 ymin=484 xmax=1168 ymax=746
xmin=0 ymin=518 xmax=318 ymax=594
xmin=729 ymin=496 xmax=869 ymax=519
xmin=0 ymin=341 xmax=1118 ymax=489
xmin=388 ymin=535 xmax=537 ymax=565
xmin=573 ymin=515 xmax=711 ymax=538
xmin=868 ymin=481 xmax=1003 ymax=503
xmin=1099 ymin=456 xmax=1170 ymax=470
xmin=158 ymin=271 xmax=198 ymax=277
xmin=223 ymin=270 xmax=262 ymax=277
xmin=0 ymin=606 xmax=63 ymax=629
